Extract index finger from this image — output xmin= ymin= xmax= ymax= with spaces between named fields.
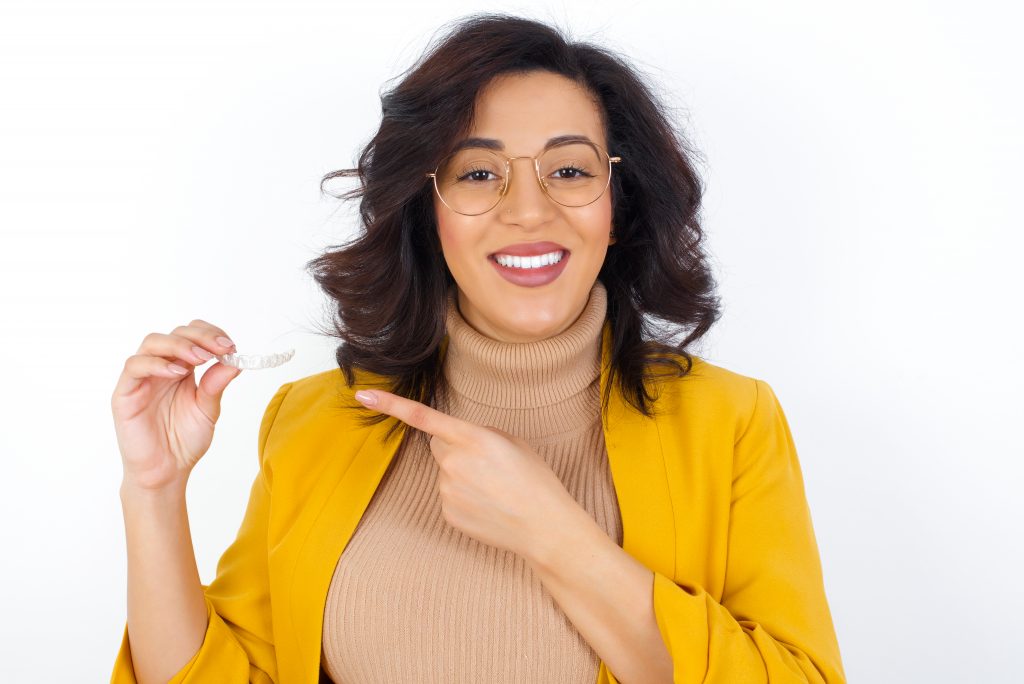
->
xmin=185 ymin=319 xmax=236 ymax=346
xmin=355 ymin=390 xmax=467 ymax=443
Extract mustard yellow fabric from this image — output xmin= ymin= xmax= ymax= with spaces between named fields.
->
xmin=110 ymin=320 xmax=845 ymax=683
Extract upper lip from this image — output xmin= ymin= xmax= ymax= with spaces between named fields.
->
xmin=489 ymin=241 xmax=569 ymax=257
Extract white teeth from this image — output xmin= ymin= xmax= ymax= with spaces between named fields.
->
xmin=494 ymin=250 xmax=564 ymax=269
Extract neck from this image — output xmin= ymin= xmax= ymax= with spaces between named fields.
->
xmin=441 ymin=279 xmax=608 ymax=413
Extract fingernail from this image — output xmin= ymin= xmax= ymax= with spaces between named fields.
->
xmin=355 ymin=391 xmax=377 ymax=406
xmin=216 ymin=336 xmax=235 ymax=349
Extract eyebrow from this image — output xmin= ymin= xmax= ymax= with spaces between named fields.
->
xmin=451 ymin=134 xmax=595 ymax=154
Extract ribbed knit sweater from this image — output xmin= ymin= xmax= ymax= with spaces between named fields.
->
xmin=320 ymin=279 xmax=623 ymax=683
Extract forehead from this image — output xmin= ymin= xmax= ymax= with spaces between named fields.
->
xmin=467 ymin=71 xmax=607 ymax=152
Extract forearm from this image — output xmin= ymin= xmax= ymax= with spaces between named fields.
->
xmin=523 ymin=502 xmax=673 ymax=684
xmin=120 ymin=479 xmax=208 ymax=684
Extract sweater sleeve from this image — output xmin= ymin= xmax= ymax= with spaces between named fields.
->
xmin=110 ymin=382 xmax=293 ymax=684
xmin=648 ymin=378 xmax=846 ymax=683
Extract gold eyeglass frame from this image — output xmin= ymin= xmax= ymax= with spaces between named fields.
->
xmin=424 ymin=140 xmax=622 ymax=216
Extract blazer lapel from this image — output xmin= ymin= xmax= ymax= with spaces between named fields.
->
xmin=595 ymin=320 xmax=677 ymax=684
xmin=597 ymin=320 xmax=676 ymax=576
xmin=276 ymin=410 xmax=407 ymax=684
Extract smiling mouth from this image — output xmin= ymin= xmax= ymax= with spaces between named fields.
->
xmin=487 ymin=250 xmax=570 ymax=288
xmin=488 ymin=250 xmax=568 ymax=269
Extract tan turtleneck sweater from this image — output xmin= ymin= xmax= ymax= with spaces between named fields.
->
xmin=320 ymin=279 xmax=623 ymax=683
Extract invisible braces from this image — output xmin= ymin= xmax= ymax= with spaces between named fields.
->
xmin=215 ymin=348 xmax=295 ymax=370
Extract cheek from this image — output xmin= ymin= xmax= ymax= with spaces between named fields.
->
xmin=434 ymin=202 xmax=458 ymax=254
xmin=597 ymin=194 xmax=614 ymax=224
xmin=435 ymin=211 xmax=480 ymax=275
xmin=575 ymin=199 xmax=614 ymax=243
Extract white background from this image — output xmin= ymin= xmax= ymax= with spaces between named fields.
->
xmin=1 ymin=0 xmax=1021 ymax=681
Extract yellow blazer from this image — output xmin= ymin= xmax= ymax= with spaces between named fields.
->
xmin=111 ymin=321 xmax=846 ymax=683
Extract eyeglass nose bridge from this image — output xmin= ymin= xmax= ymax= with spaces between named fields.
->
xmin=498 ymin=155 xmax=549 ymax=199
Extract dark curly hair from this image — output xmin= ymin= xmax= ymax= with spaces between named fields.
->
xmin=307 ymin=12 xmax=722 ymax=447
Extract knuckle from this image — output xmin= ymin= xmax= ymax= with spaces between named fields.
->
xmin=409 ymin=404 xmax=428 ymax=426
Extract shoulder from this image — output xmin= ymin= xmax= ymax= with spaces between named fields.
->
xmin=275 ymin=366 xmax=365 ymax=405
xmin=650 ymin=354 xmax=769 ymax=442
xmin=660 ymin=354 xmax=763 ymax=403
xmin=677 ymin=354 xmax=760 ymax=393
xmin=258 ymin=365 xmax=390 ymax=441
xmin=256 ymin=365 xmax=396 ymax=480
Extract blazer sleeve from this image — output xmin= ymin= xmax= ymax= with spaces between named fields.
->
xmin=110 ymin=382 xmax=293 ymax=684
xmin=649 ymin=378 xmax=846 ymax=683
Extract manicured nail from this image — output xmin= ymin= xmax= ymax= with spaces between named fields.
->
xmin=354 ymin=391 xmax=377 ymax=406
xmin=216 ymin=336 xmax=235 ymax=349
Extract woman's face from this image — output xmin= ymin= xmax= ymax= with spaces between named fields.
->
xmin=434 ymin=70 xmax=615 ymax=343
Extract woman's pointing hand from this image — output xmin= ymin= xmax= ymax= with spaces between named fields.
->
xmin=355 ymin=389 xmax=579 ymax=560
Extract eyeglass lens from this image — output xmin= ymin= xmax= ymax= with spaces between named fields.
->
xmin=435 ymin=141 xmax=609 ymax=215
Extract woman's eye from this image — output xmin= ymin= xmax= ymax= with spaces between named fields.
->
xmin=555 ymin=166 xmax=590 ymax=179
xmin=457 ymin=169 xmax=497 ymax=182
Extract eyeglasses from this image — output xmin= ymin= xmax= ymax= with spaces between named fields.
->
xmin=425 ymin=140 xmax=622 ymax=216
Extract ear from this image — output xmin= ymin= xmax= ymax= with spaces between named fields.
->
xmin=608 ymin=227 xmax=616 ymax=246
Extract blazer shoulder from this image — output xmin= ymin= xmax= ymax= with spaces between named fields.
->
xmin=276 ymin=365 xmax=390 ymax=408
xmin=683 ymin=355 xmax=762 ymax=395
xmin=262 ymin=364 xmax=394 ymax=434
xmin=258 ymin=365 xmax=394 ymax=476
xmin=656 ymin=354 xmax=765 ymax=439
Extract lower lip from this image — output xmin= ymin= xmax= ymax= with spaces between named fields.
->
xmin=488 ymin=251 xmax=570 ymax=287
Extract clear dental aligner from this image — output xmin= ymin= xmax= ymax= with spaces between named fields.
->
xmin=215 ymin=348 xmax=295 ymax=370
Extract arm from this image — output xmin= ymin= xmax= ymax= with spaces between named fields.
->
xmin=525 ymin=506 xmax=673 ymax=684
xmin=526 ymin=378 xmax=846 ymax=683
xmin=650 ymin=378 xmax=846 ymax=682
xmin=117 ymin=480 xmax=209 ymax=684
xmin=110 ymin=382 xmax=292 ymax=684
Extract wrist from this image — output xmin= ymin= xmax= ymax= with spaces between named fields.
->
xmin=119 ymin=475 xmax=189 ymax=502
xmin=524 ymin=496 xmax=597 ymax=572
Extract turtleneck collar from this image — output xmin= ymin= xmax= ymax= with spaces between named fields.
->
xmin=442 ymin=279 xmax=608 ymax=411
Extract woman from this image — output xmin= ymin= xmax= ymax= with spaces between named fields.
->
xmin=110 ymin=13 xmax=845 ymax=684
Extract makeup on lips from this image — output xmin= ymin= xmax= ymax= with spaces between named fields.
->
xmin=488 ymin=240 xmax=570 ymax=288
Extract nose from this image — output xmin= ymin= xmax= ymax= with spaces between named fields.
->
xmin=497 ymin=156 xmax=555 ymax=221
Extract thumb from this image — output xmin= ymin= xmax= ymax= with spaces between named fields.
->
xmin=196 ymin=361 xmax=243 ymax=420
